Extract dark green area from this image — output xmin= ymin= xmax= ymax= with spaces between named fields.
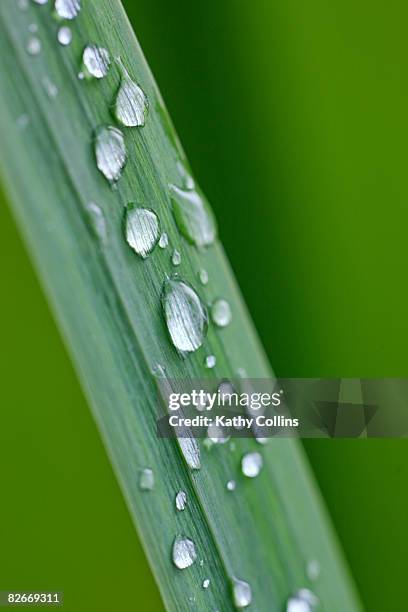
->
xmin=0 ymin=0 xmax=407 ymax=610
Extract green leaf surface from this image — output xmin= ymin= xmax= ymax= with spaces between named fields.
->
xmin=0 ymin=1 xmax=362 ymax=610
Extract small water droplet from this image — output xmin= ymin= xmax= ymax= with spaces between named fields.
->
xmin=55 ymin=0 xmax=81 ymax=20
xmin=175 ymin=490 xmax=187 ymax=511
xmin=159 ymin=232 xmax=168 ymax=249
xmin=170 ymin=184 xmax=216 ymax=248
xmin=211 ymin=299 xmax=232 ymax=328
xmin=179 ymin=437 xmax=201 ymax=470
xmin=241 ymin=452 xmax=263 ymax=478
xmin=162 ymin=277 xmax=208 ymax=353
xmin=78 ymin=71 xmax=84 ymax=80
xmin=232 ymin=578 xmax=252 ymax=608
xmin=86 ymin=202 xmax=107 ymax=243
xmin=114 ymin=61 xmax=148 ymax=127
xmin=199 ymin=559 xmax=204 ymax=567
xmin=42 ymin=76 xmax=58 ymax=98
xmin=124 ymin=205 xmax=160 ymax=259
xmin=16 ymin=114 xmax=30 ymax=130
xmin=306 ymin=560 xmax=320 ymax=581
xmin=207 ymin=423 xmax=229 ymax=444
xmin=139 ymin=468 xmax=154 ymax=491
xmin=172 ymin=535 xmax=197 ymax=569
xmin=205 ymin=354 xmax=216 ymax=369
xmin=171 ymin=249 xmax=181 ymax=266
xmin=94 ymin=125 xmax=126 ymax=183
xmin=26 ymin=36 xmax=41 ymax=56
xmin=226 ymin=479 xmax=236 ymax=491
xmin=28 ymin=23 xmax=38 ymax=33
xmin=286 ymin=589 xmax=318 ymax=612
xmin=198 ymin=268 xmax=208 ymax=285
xmin=82 ymin=44 xmax=110 ymax=79
xmin=57 ymin=25 xmax=72 ymax=46
xmin=202 ymin=579 xmax=210 ymax=589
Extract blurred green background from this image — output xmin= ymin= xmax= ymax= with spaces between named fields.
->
xmin=1 ymin=0 xmax=407 ymax=610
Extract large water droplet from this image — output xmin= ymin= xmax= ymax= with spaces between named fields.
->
xmin=94 ymin=125 xmax=126 ymax=183
xmin=162 ymin=277 xmax=208 ymax=353
xmin=26 ymin=37 xmax=41 ymax=56
xmin=241 ymin=452 xmax=263 ymax=478
xmin=139 ymin=468 xmax=154 ymax=491
xmin=232 ymin=578 xmax=252 ymax=608
xmin=170 ymin=184 xmax=216 ymax=248
xmin=83 ymin=44 xmax=110 ymax=79
xmin=125 ymin=205 xmax=160 ymax=259
xmin=57 ymin=26 xmax=72 ymax=46
xmin=114 ymin=62 xmax=148 ymax=127
xmin=86 ymin=202 xmax=107 ymax=243
xmin=159 ymin=232 xmax=168 ymax=249
xmin=179 ymin=437 xmax=201 ymax=470
xmin=55 ymin=0 xmax=81 ymax=20
xmin=175 ymin=490 xmax=187 ymax=511
xmin=172 ymin=535 xmax=197 ymax=569
xmin=211 ymin=299 xmax=232 ymax=328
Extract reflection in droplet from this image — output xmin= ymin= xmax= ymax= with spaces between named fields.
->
xmin=125 ymin=205 xmax=160 ymax=259
xmin=94 ymin=125 xmax=126 ymax=183
xmin=162 ymin=277 xmax=208 ymax=353
xmin=172 ymin=535 xmax=197 ymax=569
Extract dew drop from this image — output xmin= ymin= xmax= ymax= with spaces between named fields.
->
xmin=226 ymin=479 xmax=236 ymax=491
xmin=170 ymin=184 xmax=217 ymax=248
xmin=82 ymin=44 xmax=110 ymax=79
xmin=159 ymin=232 xmax=168 ymax=249
xmin=171 ymin=249 xmax=181 ymax=266
xmin=162 ymin=277 xmax=208 ymax=353
xmin=26 ymin=36 xmax=41 ymax=56
xmin=42 ymin=76 xmax=58 ymax=98
xmin=55 ymin=0 xmax=81 ymax=20
xmin=125 ymin=205 xmax=160 ymax=259
xmin=175 ymin=490 xmax=187 ymax=511
xmin=57 ymin=25 xmax=72 ymax=46
xmin=94 ymin=125 xmax=126 ymax=183
xmin=78 ymin=71 xmax=84 ymax=80
xmin=202 ymin=579 xmax=210 ymax=589
xmin=211 ymin=299 xmax=232 ymax=328
xmin=198 ymin=268 xmax=208 ymax=285
xmin=179 ymin=437 xmax=201 ymax=470
xmin=232 ymin=578 xmax=252 ymax=608
xmin=241 ymin=452 xmax=263 ymax=478
xmin=205 ymin=355 xmax=216 ymax=369
xmin=286 ymin=589 xmax=318 ymax=612
xmin=86 ymin=202 xmax=107 ymax=243
xmin=139 ymin=468 xmax=154 ymax=491
xmin=306 ymin=560 xmax=320 ymax=581
xmin=207 ymin=423 xmax=229 ymax=444
xmin=172 ymin=535 xmax=197 ymax=569
xmin=114 ymin=62 xmax=148 ymax=127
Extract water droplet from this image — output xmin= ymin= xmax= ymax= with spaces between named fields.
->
xmin=179 ymin=437 xmax=201 ymax=470
xmin=42 ymin=76 xmax=58 ymax=98
xmin=211 ymin=299 xmax=232 ymax=328
xmin=26 ymin=37 xmax=41 ymax=56
xmin=170 ymin=184 xmax=216 ymax=248
xmin=232 ymin=578 xmax=252 ymax=608
xmin=171 ymin=249 xmax=181 ymax=266
xmin=94 ymin=125 xmax=126 ymax=183
xmin=57 ymin=26 xmax=72 ymax=46
xmin=78 ymin=71 xmax=84 ymax=80
xmin=162 ymin=277 xmax=208 ymax=353
xmin=306 ymin=560 xmax=320 ymax=581
xmin=159 ymin=232 xmax=168 ymax=249
xmin=86 ymin=202 xmax=107 ymax=243
xmin=207 ymin=423 xmax=229 ymax=444
xmin=286 ymin=589 xmax=318 ymax=612
xmin=125 ymin=205 xmax=160 ymax=259
xmin=172 ymin=535 xmax=197 ymax=569
xmin=32 ymin=0 xmax=47 ymax=4
xmin=205 ymin=355 xmax=216 ymax=369
xmin=202 ymin=579 xmax=210 ymax=589
xmin=55 ymin=0 xmax=81 ymax=20
xmin=175 ymin=490 xmax=187 ymax=511
xmin=226 ymin=479 xmax=236 ymax=491
xmin=241 ymin=452 xmax=263 ymax=478
xmin=114 ymin=62 xmax=148 ymax=127
xmin=198 ymin=268 xmax=208 ymax=285
xmin=139 ymin=468 xmax=154 ymax=491
xmin=16 ymin=114 xmax=30 ymax=130
xmin=28 ymin=23 xmax=38 ymax=33
xmin=82 ymin=44 xmax=110 ymax=79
